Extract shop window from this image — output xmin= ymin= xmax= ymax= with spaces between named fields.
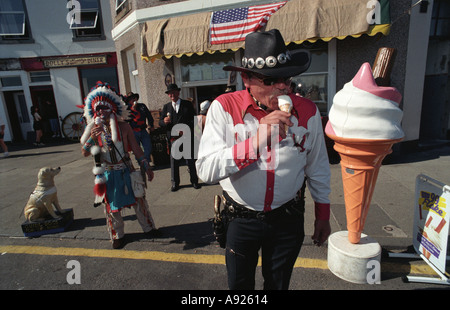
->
xmin=0 ymin=0 xmax=32 ymax=43
xmin=290 ymin=42 xmax=329 ymax=116
xmin=180 ymin=53 xmax=233 ymax=83
xmin=177 ymin=52 xmax=236 ymax=109
xmin=79 ymin=66 xmax=119 ymax=99
xmin=69 ymin=0 xmax=104 ymax=40
xmin=430 ymin=0 xmax=450 ymax=38
xmin=0 ymin=76 xmax=22 ymax=87
xmin=29 ymin=71 xmax=51 ymax=83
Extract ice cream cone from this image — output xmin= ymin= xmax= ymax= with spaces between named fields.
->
xmin=278 ymin=95 xmax=292 ymax=134
xmin=325 ymin=122 xmax=403 ymax=243
xmin=279 ymin=105 xmax=290 ymax=133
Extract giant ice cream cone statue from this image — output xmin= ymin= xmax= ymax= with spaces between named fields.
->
xmin=325 ymin=62 xmax=404 ymax=244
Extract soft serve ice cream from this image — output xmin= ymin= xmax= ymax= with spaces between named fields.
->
xmin=327 ymin=62 xmax=404 ymax=140
xmin=278 ymin=95 xmax=293 ymax=134
xmin=325 ymin=62 xmax=405 ymax=244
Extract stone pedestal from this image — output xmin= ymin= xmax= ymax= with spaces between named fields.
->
xmin=21 ymin=209 xmax=74 ymax=237
xmin=327 ymin=231 xmax=381 ymax=284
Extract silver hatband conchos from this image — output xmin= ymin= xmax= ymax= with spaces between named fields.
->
xmin=242 ymin=51 xmax=292 ymax=69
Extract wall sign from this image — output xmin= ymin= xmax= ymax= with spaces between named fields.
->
xmin=43 ymin=55 xmax=107 ymax=68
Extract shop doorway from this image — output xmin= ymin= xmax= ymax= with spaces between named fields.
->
xmin=188 ymin=84 xmax=229 ymax=112
xmin=29 ymin=86 xmax=59 ymax=139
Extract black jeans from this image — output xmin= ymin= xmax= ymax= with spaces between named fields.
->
xmin=225 ymin=208 xmax=305 ymax=290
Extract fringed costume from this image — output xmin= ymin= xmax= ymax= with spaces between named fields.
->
xmin=80 ymin=82 xmax=158 ymax=247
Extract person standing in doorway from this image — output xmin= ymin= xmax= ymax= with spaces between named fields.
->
xmin=31 ymin=106 xmax=44 ymax=146
xmin=44 ymin=100 xmax=60 ymax=138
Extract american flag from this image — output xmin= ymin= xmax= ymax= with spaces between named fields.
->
xmin=210 ymin=1 xmax=287 ymax=45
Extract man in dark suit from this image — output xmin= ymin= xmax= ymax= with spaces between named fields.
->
xmin=159 ymin=84 xmax=201 ymax=191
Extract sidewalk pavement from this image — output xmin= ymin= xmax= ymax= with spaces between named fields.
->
xmin=0 ymin=140 xmax=449 ymax=251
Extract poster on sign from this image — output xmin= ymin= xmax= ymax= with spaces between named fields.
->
xmin=413 ymin=174 xmax=449 ymax=274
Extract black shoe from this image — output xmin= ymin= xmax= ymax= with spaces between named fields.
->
xmin=171 ymin=185 xmax=179 ymax=192
xmin=112 ymin=237 xmax=125 ymax=249
xmin=192 ymin=183 xmax=201 ymax=189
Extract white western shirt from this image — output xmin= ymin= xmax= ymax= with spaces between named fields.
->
xmin=196 ymin=90 xmax=331 ymax=220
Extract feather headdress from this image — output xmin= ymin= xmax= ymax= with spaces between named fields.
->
xmin=78 ymin=81 xmax=130 ymax=207
xmin=80 ymin=81 xmax=130 ymax=145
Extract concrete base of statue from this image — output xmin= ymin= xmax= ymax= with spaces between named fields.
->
xmin=327 ymin=231 xmax=381 ymax=284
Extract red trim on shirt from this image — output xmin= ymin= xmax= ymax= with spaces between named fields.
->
xmin=291 ymin=94 xmax=318 ymax=129
xmin=264 ymin=147 xmax=275 ymax=211
xmin=233 ymin=137 xmax=258 ymax=169
xmin=218 ymin=91 xmax=323 ymax=212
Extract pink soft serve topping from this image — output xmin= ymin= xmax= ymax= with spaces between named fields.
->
xmin=351 ymin=62 xmax=402 ymax=104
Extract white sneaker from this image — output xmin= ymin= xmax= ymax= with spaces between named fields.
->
xmin=2 ymin=152 xmax=9 ymax=158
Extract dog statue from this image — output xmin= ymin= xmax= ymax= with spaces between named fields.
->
xmin=24 ymin=167 xmax=63 ymax=222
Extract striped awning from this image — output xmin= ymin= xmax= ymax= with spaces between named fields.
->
xmin=141 ymin=0 xmax=391 ymax=62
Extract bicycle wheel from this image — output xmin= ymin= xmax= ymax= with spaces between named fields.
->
xmin=62 ymin=112 xmax=85 ymax=141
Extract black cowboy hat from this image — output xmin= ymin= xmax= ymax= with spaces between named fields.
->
xmin=223 ymin=29 xmax=310 ymax=78
xmin=126 ymin=92 xmax=139 ymax=101
xmin=165 ymin=83 xmax=181 ymax=94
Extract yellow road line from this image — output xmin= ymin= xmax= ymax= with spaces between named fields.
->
xmin=0 ymin=245 xmax=437 ymax=276
xmin=0 ymin=245 xmax=224 ymax=265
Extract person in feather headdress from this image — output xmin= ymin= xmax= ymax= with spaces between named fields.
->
xmin=80 ymin=82 xmax=160 ymax=249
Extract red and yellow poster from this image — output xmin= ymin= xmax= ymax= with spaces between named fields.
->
xmin=414 ymin=175 xmax=449 ymax=274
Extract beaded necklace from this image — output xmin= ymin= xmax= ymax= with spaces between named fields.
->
xmin=101 ymin=124 xmax=119 ymax=163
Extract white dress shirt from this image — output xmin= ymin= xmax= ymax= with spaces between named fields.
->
xmin=172 ymin=99 xmax=180 ymax=113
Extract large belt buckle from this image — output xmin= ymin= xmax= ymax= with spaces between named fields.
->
xmin=222 ymin=195 xmax=235 ymax=213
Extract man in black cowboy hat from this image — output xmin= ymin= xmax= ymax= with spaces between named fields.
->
xmin=196 ymin=29 xmax=331 ymax=290
xmin=159 ymin=83 xmax=200 ymax=191
xmin=126 ymin=92 xmax=154 ymax=166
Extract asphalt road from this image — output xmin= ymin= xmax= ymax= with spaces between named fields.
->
xmin=0 ymin=139 xmax=449 ymax=295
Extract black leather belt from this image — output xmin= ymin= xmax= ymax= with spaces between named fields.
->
xmin=222 ymin=191 xmax=304 ymax=221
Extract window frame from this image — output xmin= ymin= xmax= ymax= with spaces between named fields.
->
xmin=0 ymin=0 xmax=33 ymax=44
xmin=69 ymin=9 xmax=99 ymax=30
xmin=69 ymin=0 xmax=105 ymax=41
xmin=0 ymin=11 xmax=25 ymax=36
xmin=29 ymin=71 xmax=52 ymax=84
xmin=115 ymin=0 xmax=127 ymax=12
xmin=430 ymin=0 xmax=450 ymax=39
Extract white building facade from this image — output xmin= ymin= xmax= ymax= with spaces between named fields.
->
xmin=0 ymin=0 xmax=119 ymax=142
